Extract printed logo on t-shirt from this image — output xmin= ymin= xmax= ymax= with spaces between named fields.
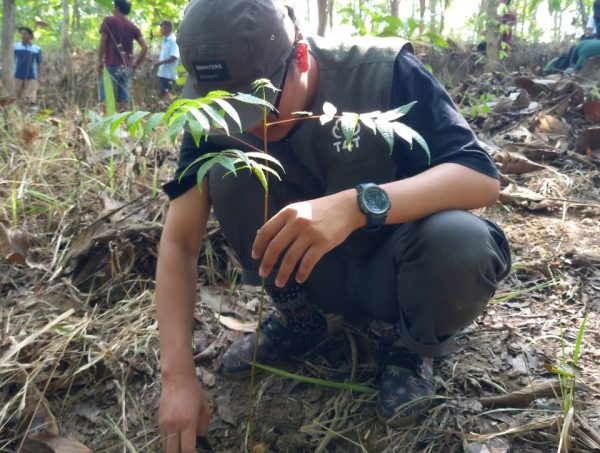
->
xmin=194 ymin=60 xmax=230 ymax=82
xmin=331 ymin=118 xmax=361 ymax=153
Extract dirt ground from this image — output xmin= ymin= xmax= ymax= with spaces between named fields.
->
xmin=1 ymin=62 xmax=599 ymax=452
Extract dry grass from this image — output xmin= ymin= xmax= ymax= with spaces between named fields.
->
xmin=1 ymin=68 xmax=599 ymax=452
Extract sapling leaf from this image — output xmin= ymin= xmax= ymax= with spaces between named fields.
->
xmin=572 ymin=314 xmax=588 ymax=366
xmin=215 ymin=99 xmax=243 ymax=133
xmin=215 ymin=155 xmax=238 ymax=176
xmin=375 ymin=119 xmax=395 ymax=153
xmin=391 ymin=122 xmax=414 ymax=149
xmin=291 ymin=111 xmax=313 ymax=116
xmin=251 ymin=78 xmax=278 ymax=93
xmin=109 ymin=111 xmax=132 ymax=136
xmin=340 ymin=113 xmax=359 ymax=151
xmin=143 ymin=112 xmax=165 ymax=135
xmin=164 ymin=98 xmax=195 ymax=121
xmin=205 ymin=90 xmax=231 ymax=99
xmin=233 ymin=92 xmax=274 ymax=110
xmin=126 ymin=111 xmax=150 ymax=138
xmin=186 ymin=113 xmax=205 ymax=147
xmin=223 ymin=149 xmax=252 ymax=169
xmin=410 ymin=129 xmax=431 ymax=163
xmin=102 ymin=67 xmax=116 ymax=115
xmin=196 ymin=158 xmax=218 ymax=190
xmin=253 ymin=162 xmax=283 ymax=180
xmin=167 ymin=113 xmax=187 ymax=143
xmin=188 ymin=107 xmax=210 ymax=135
xmin=319 ymin=114 xmax=334 ymax=125
xmin=250 ymin=162 xmax=268 ymax=191
xmin=245 ymin=151 xmax=285 ymax=171
xmin=322 ymin=102 xmax=337 ymax=116
xmin=380 ymin=101 xmax=417 ymax=122
xmin=201 ymin=104 xmax=229 ymax=134
xmin=359 ymin=114 xmax=377 ymax=134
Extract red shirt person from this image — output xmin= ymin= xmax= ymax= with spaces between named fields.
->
xmin=97 ymin=0 xmax=147 ymax=111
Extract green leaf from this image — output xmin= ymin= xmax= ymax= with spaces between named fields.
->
xmin=233 ymin=92 xmax=273 ymax=110
xmin=572 ymin=315 xmax=588 ymax=366
xmin=251 ymin=78 xmax=278 ymax=93
xmin=410 ymin=129 xmax=431 ymax=163
xmin=252 ymin=363 xmax=376 ymax=394
xmin=102 ymin=67 xmax=116 ymax=115
xmin=359 ymin=114 xmax=377 ymax=134
xmin=215 ymin=99 xmax=242 ymax=133
xmin=109 ymin=112 xmax=132 ymax=136
xmin=322 ymin=102 xmax=337 ymax=116
xmin=375 ymin=119 xmax=395 ymax=153
xmin=126 ymin=111 xmax=150 ymax=137
xmin=380 ymin=101 xmax=417 ymax=122
xmin=201 ymin=104 xmax=229 ymax=134
xmin=187 ymin=108 xmax=210 ymax=144
xmin=143 ymin=112 xmax=165 ymax=135
xmin=319 ymin=114 xmax=334 ymax=126
xmin=167 ymin=114 xmax=187 ymax=143
xmin=391 ymin=122 xmax=413 ymax=149
xmin=186 ymin=113 xmax=205 ymax=147
xmin=340 ymin=113 xmax=359 ymax=151
xmin=244 ymin=151 xmax=285 ymax=171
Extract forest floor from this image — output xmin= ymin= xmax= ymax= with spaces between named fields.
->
xmin=1 ymin=66 xmax=600 ymax=453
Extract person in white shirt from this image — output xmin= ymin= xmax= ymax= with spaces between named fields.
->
xmin=585 ymin=1 xmax=600 ymax=37
xmin=154 ymin=20 xmax=179 ymax=104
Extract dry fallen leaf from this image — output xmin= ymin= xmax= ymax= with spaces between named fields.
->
xmin=21 ymin=433 xmax=93 ymax=453
xmin=493 ymin=152 xmax=546 ymax=175
xmin=533 ymin=114 xmax=568 ymax=136
xmin=0 ymin=223 xmax=30 ymax=264
xmin=218 ymin=315 xmax=258 ymax=333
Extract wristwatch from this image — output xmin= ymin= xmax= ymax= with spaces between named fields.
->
xmin=355 ymin=183 xmax=391 ymax=232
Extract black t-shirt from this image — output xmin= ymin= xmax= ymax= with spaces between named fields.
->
xmin=163 ymin=48 xmax=498 ymax=200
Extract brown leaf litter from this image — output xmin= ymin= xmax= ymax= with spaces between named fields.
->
xmin=1 ymin=67 xmax=600 ymax=452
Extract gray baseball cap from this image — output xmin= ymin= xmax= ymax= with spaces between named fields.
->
xmin=177 ymin=0 xmax=295 ymax=132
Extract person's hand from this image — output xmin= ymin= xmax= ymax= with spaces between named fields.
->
xmin=252 ymin=190 xmax=364 ymax=288
xmin=159 ymin=373 xmax=212 ymax=453
xmin=154 ymin=60 xmax=161 ymax=68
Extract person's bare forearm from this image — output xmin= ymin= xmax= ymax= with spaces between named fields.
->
xmin=156 ymin=241 xmax=199 ymax=378
xmin=156 ymin=182 xmax=211 ymax=378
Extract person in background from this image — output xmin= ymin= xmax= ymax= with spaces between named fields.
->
xmin=154 ymin=20 xmax=179 ymax=105
xmin=14 ymin=27 xmax=43 ymax=106
xmin=97 ymin=0 xmax=148 ymax=112
xmin=499 ymin=0 xmax=517 ymax=52
xmin=156 ymin=0 xmax=511 ymax=450
xmin=584 ymin=0 xmax=600 ymax=38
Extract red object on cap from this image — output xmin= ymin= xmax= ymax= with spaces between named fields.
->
xmin=295 ymin=41 xmax=309 ymax=73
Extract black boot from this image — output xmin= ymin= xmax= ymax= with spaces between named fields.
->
xmin=220 ymin=284 xmax=327 ymax=379
xmin=377 ymin=347 xmax=434 ymax=427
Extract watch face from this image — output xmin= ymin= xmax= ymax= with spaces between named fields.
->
xmin=363 ymin=186 xmax=390 ymax=214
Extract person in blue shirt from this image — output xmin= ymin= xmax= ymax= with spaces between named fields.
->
xmin=154 ymin=20 xmax=179 ymax=104
xmin=14 ymin=27 xmax=43 ymax=105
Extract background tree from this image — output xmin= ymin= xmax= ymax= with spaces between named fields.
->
xmin=1 ymin=0 xmax=15 ymax=95
xmin=484 ymin=0 xmax=500 ymax=67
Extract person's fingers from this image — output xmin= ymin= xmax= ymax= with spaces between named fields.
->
xmin=164 ymin=432 xmax=180 ymax=453
xmin=275 ymin=237 xmax=311 ymax=288
xmin=180 ymin=427 xmax=197 ymax=453
xmin=252 ymin=210 xmax=288 ymax=260
xmin=258 ymin=221 xmax=297 ymax=279
xmin=197 ymin=403 xmax=211 ymax=436
xmin=295 ymin=246 xmax=325 ymax=284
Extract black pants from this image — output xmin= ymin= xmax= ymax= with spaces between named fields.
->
xmin=208 ymin=167 xmax=511 ymax=357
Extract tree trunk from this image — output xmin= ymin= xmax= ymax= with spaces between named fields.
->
xmin=62 ymin=0 xmax=74 ymax=98
xmin=317 ymin=0 xmax=327 ymax=36
xmin=439 ymin=0 xmax=450 ymax=34
xmin=1 ymin=0 xmax=16 ymax=95
xmin=430 ymin=0 xmax=437 ymax=33
xmin=328 ymin=0 xmax=334 ymax=30
xmin=419 ymin=0 xmax=426 ymax=34
xmin=389 ymin=0 xmax=400 ymax=16
xmin=484 ymin=0 xmax=500 ymax=68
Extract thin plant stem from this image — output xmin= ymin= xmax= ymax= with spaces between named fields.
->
xmin=245 ymin=85 xmax=271 ymax=451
